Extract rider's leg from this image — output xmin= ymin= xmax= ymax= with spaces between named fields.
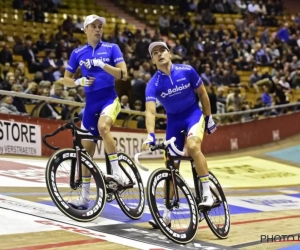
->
xmin=98 ymin=115 xmax=119 ymax=173
xmin=80 ymin=140 xmax=96 ymax=201
xmin=186 ymin=111 xmax=213 ymax=207
xmin=97 ymin=98 xmax=122 ymax=184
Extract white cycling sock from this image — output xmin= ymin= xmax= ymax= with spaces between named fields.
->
xmin=163 ymin=199 xmax=172 ymax=221
xmin=82 ymin=176 xmax=91 ymax=200
xmin=200 ymin=174 xmax=211 ymax=196
xmin=108 ymin=153 xmax=120 ymax=175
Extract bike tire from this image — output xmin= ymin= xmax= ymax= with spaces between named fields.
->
xmin=147 ymin=168 xmax=199 ymax=244
xmin=202 ymin=171 xmax=231 ymax=239
xmin=114 ymin=152 xmax=145 ymax=220
xmin=45 ymin=148 xmax=107 ymax=222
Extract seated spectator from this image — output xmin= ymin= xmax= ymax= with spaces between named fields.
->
xmin=62 ymin=15 xmax=74 ymax=33
xmin=34 ymin=5 xmax=45 ymax=23
xmin=74 ymin=17 xmax=84 ymax=32
xmin=235 ymin=0 xmax=247 ymax=12
xmin=237 ymin=55 xmax=251 ymax=71
xmin=39 ymin=88 xmax=62 ymax=120
xmin=74 ymin=86 xmax=85 ymax=102
xmin=2 ymin=74 xmax=16 ymax=91
xmin=56 ymin=52 xmax=69 ymax=68
xmin=158 ymin=12 xmax=170 ymax=36
xmin=22 ymin=39 xmax=42 ymax=73
xmin=290 ymin=66 xmax=300 ymax=88
xmin=11 ymin=83 xmax=27 ymax=114
xmin=261 ymin=85 xmax=273 ymax=107
xmin=0 ymin=96 xmax=27 ymax=116
xmin=51 ymin=82 xmax=65 ymax=100
xmin=38 ymin=80 xmax=52 ymax=94
xmin=277 ymin=23 xmax=290 ymax=43
xmin=42 ymin=50 xmax=58 ymax=70
xmin=200 ymin=67 xmax=212 ymax=85
xmin=0 ymin=44 xmax=13 ymax=65
xmin=250 ymin=67 xmax=262 ymax=87
xmin=23 ymin=7 xmax=34 ymax=21
xmin=207 ymin=86 xmax=217 ymax=114
xmin=120 ymin=95 xmax=131 ymax=110
xmin=36 ymin=34 xmax=48 ymax=51
xmin=53 ymin=65 xmax=65 ymax=81
xmin=248 ymin=0 xmax=260 ymax=14
xmin=61 ymin=96 xmax=77 ymax=120
xmin=229 ymin=68 xmax=241 ymax=87
xmin=226 ymin=88 xmax=243 ymax=112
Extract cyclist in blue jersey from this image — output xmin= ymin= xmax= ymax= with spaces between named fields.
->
xmin=142 ymin=41 xmax=217 ymax=228
xmin=63 ymin=14 xmax=128 ymax=209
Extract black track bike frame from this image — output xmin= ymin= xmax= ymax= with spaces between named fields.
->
xmin=151 ymin=143 xmax=221 ymax=210
xmin=43 ymin=118 xmax=134 ymax=190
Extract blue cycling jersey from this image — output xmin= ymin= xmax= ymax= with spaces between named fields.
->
xmin=67 ymin=42 xmax=124 ymax=92
xmin=145 ymin=64 xmax=203 ymax=114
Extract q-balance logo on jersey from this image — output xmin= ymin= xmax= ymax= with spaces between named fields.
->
xmin=160 ymin=83 xmax=190 ymax=98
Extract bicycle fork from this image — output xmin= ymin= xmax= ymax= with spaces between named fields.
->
xmin=69 ymin=146 xmax=83 ymax=190
xmin=164 ymin=159 xmax=180 ymax=210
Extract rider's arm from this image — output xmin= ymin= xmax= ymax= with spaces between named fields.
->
xmin=195 ymin=84 xmax=212 ymax=116
xmin=102 ymin=61 xmax=128 ymax=81
xmin=102 ymin=44 xmax=128 ymax=80
xmin=63 ymin=70 xmax=77 ymax=88
xmin=188 ymin=66 xmax=212 ymax=116
xmin=63 ymin=50 xmax=79 ymax=87
xmin=145 ymin=101 xmax=156 ymax=134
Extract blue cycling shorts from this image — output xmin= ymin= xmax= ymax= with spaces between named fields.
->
xmin=166 ymin=102 xmax=205 ymax=156
xmin=81 ymin=86 xmax=121 ymax=137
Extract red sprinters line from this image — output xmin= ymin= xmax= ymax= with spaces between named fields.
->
xmin=199 ymin=214 xmax=300 ymax=229
xmin=3 ymin=239 xmax=104 ymax=250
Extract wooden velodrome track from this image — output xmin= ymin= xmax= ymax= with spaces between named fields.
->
xmin=0 ymin=134 xmax=300 ymax=250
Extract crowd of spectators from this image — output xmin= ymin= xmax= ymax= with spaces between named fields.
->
xmin=1 ymin=0 xmax=300 ymax=128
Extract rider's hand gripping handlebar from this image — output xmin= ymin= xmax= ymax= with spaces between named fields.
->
xmin=134 ymin=137 xmax=185 ymax=171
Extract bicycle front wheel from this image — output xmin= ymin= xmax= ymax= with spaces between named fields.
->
xmin=147 ymin=168 xmax=199 ymax=244
xmin=45 ymin=148 xmax=107 ymax=222
xmin=114 ymin=152 xmax=145 ymax=220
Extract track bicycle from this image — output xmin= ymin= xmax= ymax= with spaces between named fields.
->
xmin=134 ymin=134 xmax=230 ymax=244
xmin=42 ymin=117 xmax=145 ymax=222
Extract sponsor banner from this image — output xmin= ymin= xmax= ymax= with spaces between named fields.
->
xmin=227 ymin=195 xmax=300 ymax=211
xmin=93 ymin=132 xmax=167 ymax=159
xmin=0 ymin=120 xmax=41 ymax=156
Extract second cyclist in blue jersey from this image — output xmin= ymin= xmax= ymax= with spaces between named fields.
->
xmin=142 ymin=41 xmax=217 ymax=228
xmin=63 ymin=14 xmax=128 ymax=209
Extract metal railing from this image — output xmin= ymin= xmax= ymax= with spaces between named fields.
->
xmin=1 ymin=90 xmax=299 ymax=125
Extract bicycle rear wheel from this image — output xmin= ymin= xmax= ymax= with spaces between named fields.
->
xmin=202 ymin=171 xmax=230 ymax=239
xmin=147 ymin=168 xmax=199 ymax=244
xmin=114 ymin=152 xmax=145 ymax=220
xmin=45 ymin=148 xmax=107 ymax=222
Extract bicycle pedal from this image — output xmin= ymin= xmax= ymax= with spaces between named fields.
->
xmin=106 ymin=193 xmax=115 ymax=203
xmin=106 ymin=181 xmax=119 ymax=191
